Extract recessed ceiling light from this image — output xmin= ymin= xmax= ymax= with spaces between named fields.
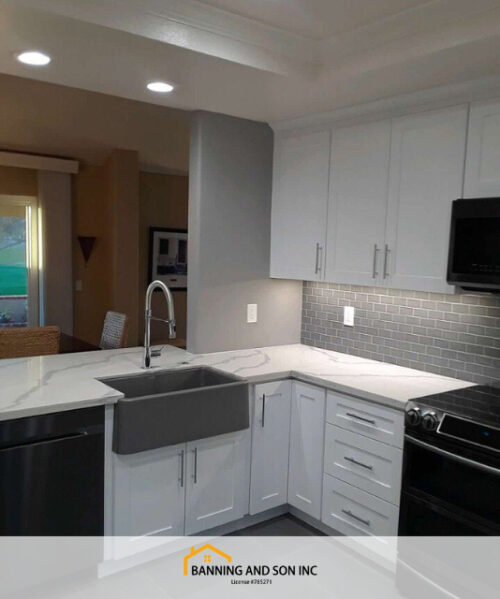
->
xmin=147 ymin=81 xmax=174 ymax=93
xmin=16 ymin=51 xmax=51 ymax=66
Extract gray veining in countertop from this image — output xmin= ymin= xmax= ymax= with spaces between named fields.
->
xmin=0 ymin=343 xmax=475 ymax=421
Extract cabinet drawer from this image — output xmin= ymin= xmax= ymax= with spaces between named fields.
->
xmin=322 ymin=475 xmax=399 ymax=536
xmin=324 ymin=425 xmax=402 ymax=505
xmin=326 ymin=391 xmax=404 ymax=448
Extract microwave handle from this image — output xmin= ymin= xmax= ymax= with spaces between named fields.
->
xmin=405 ymin=435 xmax=500 ymax=477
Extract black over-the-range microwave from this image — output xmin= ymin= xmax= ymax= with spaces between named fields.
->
xmin=447 ymin=197 xmax=500 ymax=291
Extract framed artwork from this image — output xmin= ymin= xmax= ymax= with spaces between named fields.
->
xmin=148 ymin=227 xmax=187 ymax=290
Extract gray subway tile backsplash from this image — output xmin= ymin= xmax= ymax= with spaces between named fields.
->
xmin=301 ymin=282 xmax=500 ymax=384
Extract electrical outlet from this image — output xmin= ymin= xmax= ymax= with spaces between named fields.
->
xmin=247 ymin=303 xmax=257 ymax=323
xmin=75 ymin=280 xmax=83 ymax=292
xmin=343 ymin=306 xmax=355 ymax=327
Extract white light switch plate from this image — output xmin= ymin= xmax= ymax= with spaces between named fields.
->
xmin=343 ymin=306 xmax=354 ymax=327
xmin=247 ymin=303 xmax=258 ymax=323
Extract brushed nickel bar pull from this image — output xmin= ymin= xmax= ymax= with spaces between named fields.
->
xmin=262 ymin=394 xmax=266 ymax=428
xmin=344 ymin=456 xmax=374 ymax=470
xmin=193 ymin=448 xmax=198 ymax=484
xmin=342 ymin=509 xmax=370 ymax=527
xmin=315 ymin=242 xmax=321 ymax=274
xmin=179 ymin=450 xmax=185 ymax=487
xmin=372 ymin=244 xmax=380 ymax=278
xmin=383 ymin=244 xmax=390 ymax=279
xmin=346 ymin=412 xmax=376 ymax=425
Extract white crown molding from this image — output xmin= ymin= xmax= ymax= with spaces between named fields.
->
xmin=317 ymin=0 xmax=500 ymax=66
xmin=271 ymin=74 xmax=500 ymax=133
xmin=13 ymin=0 xmax=316 ymax=75
xmin=11 ymin=0 xmax=500 ymax=81
xmin=0 ymin=150 xmax=79 ymax=173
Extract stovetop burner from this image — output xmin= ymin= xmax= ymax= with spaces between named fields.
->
xmin=416 ymin=384 xmax=500 ymax=428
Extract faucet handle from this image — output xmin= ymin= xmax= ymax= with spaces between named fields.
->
xmin=150 ymin=346 xmax=164 ymax=358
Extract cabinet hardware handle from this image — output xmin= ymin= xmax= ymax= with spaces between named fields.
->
xmin=193 ymin=447 xmax=198 ymax=484
xmin=342 ymin=509 xmax=370 ymax=527
xmin=262 ymin=394 xmax=266 ymax=428
xmin=315 ymin=243 xmax=323 ymax=275
xmin=383 ymin=244 xmax=390 ymax=279
xmin=179 ymin=450 xmax=185 ymax=487
xmin=372 ymin=244 xmax=380 ymax=278
xmin=346 ymin=412 xmax=376 ymax=425
xmin=344 ymin=456 xmax=373 ymax=470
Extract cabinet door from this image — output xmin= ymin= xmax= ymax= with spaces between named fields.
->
xmin=112 ymin=443 xmax=186 ymax=556
xmin=384 ymin=105 xmax=467 ymax=293
xmin=288 ymin=381 xmax=326 ymax=519
xmin=250 ymin=380 xmax=292 ymax=515
xmin=270 ymin=131 xmax=330 ymax=281
xmin=185 ymin=431 xmax=250 ymax=535
xmin=325 ymin=120 xmax=391 ymax=285
xmin=464 ymin=99 xmax=500 ymax=197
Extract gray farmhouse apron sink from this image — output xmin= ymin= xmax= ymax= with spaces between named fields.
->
xmin=102 ymin=366 xmax=249 ymax=454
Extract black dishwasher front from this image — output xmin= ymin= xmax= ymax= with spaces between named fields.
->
xmin=0 ymin=406 xmax=104 ymax=535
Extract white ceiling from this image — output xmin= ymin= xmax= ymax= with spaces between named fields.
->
xmin=198 ymin=0 xmax=429 ymax=40
xmin=1 ymin=0 xmax=500 ymax=123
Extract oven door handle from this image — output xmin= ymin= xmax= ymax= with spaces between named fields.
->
xmin=405 ymin=435 xmax=500 ymax=477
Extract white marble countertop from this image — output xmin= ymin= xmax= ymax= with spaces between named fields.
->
xmin=0 ymin=343 xmax=475 ymax=421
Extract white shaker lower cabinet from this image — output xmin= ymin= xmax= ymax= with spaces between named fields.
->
xmin=111 ymin=428 xmax=250 ymax=553
xmin=323 ymin=424 xmax=402 ymax=505
xmin=250 ymin=380 xmax=292 ymax=514
xmin=288 ymin=381 xmax=326 ymax=519
xmin=322 ymin=391 xmax=403 ymax=537
xmin=112 ymin=443 xmax=186 ymax=558
xmin=184 ymin=430 xmax=250 ymax=535
xmin=322 ymin=476 xmax=399 ymax=536
xmin=384 ymin=105 xmax=468 ymax=293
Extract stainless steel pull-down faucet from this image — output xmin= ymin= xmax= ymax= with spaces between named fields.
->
xmin=143 ymin=280 xmax=176 ymax=369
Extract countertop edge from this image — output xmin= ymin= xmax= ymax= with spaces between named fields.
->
xmin=0 ymin=395 xmax=120 ymax=423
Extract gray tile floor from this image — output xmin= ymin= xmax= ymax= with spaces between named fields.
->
xmin=228 ymin=514 xmax=325 ymax=536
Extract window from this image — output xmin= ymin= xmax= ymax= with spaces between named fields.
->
xmin=0 ymin=196 xmax=39 ymax=327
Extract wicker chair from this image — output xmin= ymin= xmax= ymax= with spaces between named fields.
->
xmin=0 ymin=326 xmax=61 ymax=359
xmin=99 ymin=311 xmax=129 ymax=350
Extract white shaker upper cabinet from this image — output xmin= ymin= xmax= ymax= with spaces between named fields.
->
xmin=325 ymin=120 xmax=391 ymax=285
xmin=464 ymin=99 xmax=500 ymax=197
xmin=270 ymin=131 xmax=330 ymax=281
xmin=384 ymin=105 xmax=468 ymax=293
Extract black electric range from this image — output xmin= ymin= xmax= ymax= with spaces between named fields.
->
xmin=399 ymin=383 xmax=500 ymax=536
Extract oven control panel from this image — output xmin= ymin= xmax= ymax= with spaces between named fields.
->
xmin=405 ymin=403 xmax=500 ymax=452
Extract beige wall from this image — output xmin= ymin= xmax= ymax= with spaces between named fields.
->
xmin=73 ymin=163 xmax=112 ymax=345
xmin=0 ymin=76 xmax=191 ymax=348
xmin=0 ymin=74 xmax=190 ymax=172
xmin=139 ymin=172 xmax=189 ymax=345
xmin=0 ymin=166 xmax=37 ymax=196
xmin=109 ymin=150 xmax=140 ymax=345
xmin=73 ymin=166 xmax=189 ymax=347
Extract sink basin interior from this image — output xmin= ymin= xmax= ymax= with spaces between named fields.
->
xmin=102 ymin=366 xmax=241 ymax=398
